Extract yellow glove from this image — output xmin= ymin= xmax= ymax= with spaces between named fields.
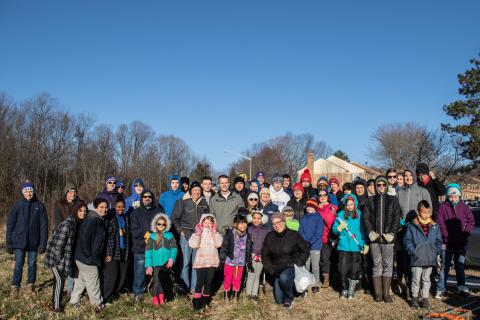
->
xmin=337 ymin=220 xmax=347 ymax=232
xmin=144 ymin=231 xmax=151 ymax=243
xmin=361 ymin=244 xmax=369 ymax=255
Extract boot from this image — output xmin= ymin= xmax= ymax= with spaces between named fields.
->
xmin=202 ymin=295 xmax=212 ymax=308
xmin=340 ymin=290 xmax=348 ymax=299
xmin=421 ymin=298 xmax=430 ymax=310
xmin=152 ymin=296 xmax=159 ymax=306
xmin=192 ymin=297 xmax=202 ymax=310
xmin=321 ymin=274 xmax=329 ymax=288
xmin=158 ymin=293 xmax=165 ymax=306
xmin=25 ymin=283 xmax=35 ymax=294
xmin=10 ymin=285 xmax=19 ymax=298
xmin=312 ymin=286 xmax=320 ymax=294
xmin=347 ymin=279 xmax=359 ymax=299
xmin=410 ymin=297 xmax=420 ymax=309
xmin=372 ymin=277 xmax=383 ymax=302
xmin=382 ymin=277 xmax=393 ymax=303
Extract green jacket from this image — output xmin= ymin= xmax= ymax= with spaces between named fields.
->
xmin=145 ymin=231 xmax=178 ymax=268
xmin=286 ymin=218 xmax=300 ymax=231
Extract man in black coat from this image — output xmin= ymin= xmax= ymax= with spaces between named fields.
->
xmin=416 ymin=163 xmax=445 ymax=216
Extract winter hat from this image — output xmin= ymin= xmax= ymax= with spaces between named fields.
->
xmin=446 ymin=183 xmax=462 ymax=197
xmin=238 ymin=172 xmax=248 ymax=183
xmin=300 ymin=169 xmax=312 ymax=182
xmin=233 ymin=176 xmax=246 ymax=185
xmin=180 ymin=176 xmax=190 ymax=185
xmin=21 ymin=181 xmax=35 ymax=194
xmin=271 ymin=212 xmax=286 ymax=222
xmin=105 ymin=176 xmax=117 ymax=184
xmin=292 ymin=182 xmax=304 ymax=193
xmin=375 ymin=176 xmax=388 ymax=194
xmin=416 ymin=163 xmax=430 ymax=176
xmin=352 ymin=178 xmax=367 ymax=189
xmin=247 ymin=209 xmax=269 ymax=225
xmin=116 ymin=179 xmax=124 ymax=188
xmin=247 ymin=192 xmax=259 ymax=200
xmin=282 ymin=206 xmax=294 ymax=214
xmin=329 ymin=176 xmax=340 ymax=185
xmin=317 ymin=176 xmax=329 ymax=186
xmin=271 ymin=173 xmax=283 ymax=184
xmin=64 ymin=183 xmax=78 ymax=195
xmin=256 ymin=171 xmax=265 ymax=179
xmin=189 ymin=181 xmax=202 ymax=193
xmin=306 ymin=199 xmax=319 ymax=211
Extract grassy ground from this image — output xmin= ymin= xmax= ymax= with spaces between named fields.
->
xmin=0 ymin=250 xmax=479 ymax=320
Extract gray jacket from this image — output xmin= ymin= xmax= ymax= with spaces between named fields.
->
xmin=209 ymin=192 xmax=245 ymax=234
xmin=171 ymin=197 xmax=210 ymax=239
xmin=397 ymin=183 xmax=432 ymax=220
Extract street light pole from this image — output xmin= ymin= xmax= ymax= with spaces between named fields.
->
xmin=224 ymin=149 xmax=252 ymax=181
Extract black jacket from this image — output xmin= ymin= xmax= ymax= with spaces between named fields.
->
xmin=286 ymin=198 xmax=306 ymax=220
xmin=75 ymin=211 xmax=106 ymax=266
xmin=302 ymin=186 xmax=317 ymax=200
xmin=171 ymin=197 xmax=210 ymax=239
xmin=219 ymin=229 xmax=253 ymax=267
xmin=261 ymin=228 xmax=309 ymax=276
xmin=363 ymin=194 xmax=401 ymax=244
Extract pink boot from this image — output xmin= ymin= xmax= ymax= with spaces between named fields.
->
xmin=152 ymin=296 xmax=159 ymax=306
xmin=158 ymin=294 xmax=165 ymax=305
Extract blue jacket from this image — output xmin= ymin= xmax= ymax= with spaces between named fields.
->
xmin=299 ymin=212 xmax=324 ymax=250
xmin=332 ymin=194 xmax=365 ymax=252
xmin=75 ymin=211 xmax=106 ymax=266
xmin=159 ymin=175 xmax=185 ymax=218
xmin=404 ymin=219 xmax=442 ymax=267
xmin=125 ymin=178 xmax=145 ymax=213
xmin=7 ymin=195 xmax=48 ymax=251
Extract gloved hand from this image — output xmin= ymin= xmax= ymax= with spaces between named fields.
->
xmin=195 ymin=224 xmax=203 ymax=235
xmin=337 ymin=220 xmax=347 ymax=233
xmin=146 ymin=267 xmax=153 ymax=275
xmin=383 ymin=233 xmax=394 ymax=243
xmin=361 ymin=244 xmax=369 ymax=255
xmin=166 ymin=258 xmax=174 ymax=269
xmin=144 ymin=231 xmax=151 ymax=243
xmin=400 ymin=218 xmax=406 ymax=227
xmin=7 ymin=245 xmax=13 ymax=255
xmin=369 ymin=231 xmax=379 ymax=242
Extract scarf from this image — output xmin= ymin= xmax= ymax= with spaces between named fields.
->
xmin=116 ymin=214 xmax=126 ymax=249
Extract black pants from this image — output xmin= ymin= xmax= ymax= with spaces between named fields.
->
xmin=103 ymin=258 xmax=128 ymax=303
xmin=195 ymin=267 xmax=216 ymax=295
xmin=396 ymin=250 xmax=411 ymax=283
xmin=338 ymin=251 xmax=361 ymax=290
xmin=320 ymin=242 xmax=333 ymax=274
xmin=51 ymin=267 xmax=65 ymax=309
xmin=151 ymin=266 xmax=171 ymax=296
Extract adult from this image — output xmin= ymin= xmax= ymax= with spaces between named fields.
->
xmin=386 ymin=168 xmax=399 ymax=197
xmin=367 ymin=179 xmax=376 ymax=197
xmin=269 ymin=174 xmax=291 ymax=212
xmin=232 ymin=175 xmax=248 ymax=205
xmin=255 ymin=171 xmax=270 ymax=189
xmin=353 ymin=178 xmax=368 ymax=213
xmin=209 ymin=175 xmax=245 ymax=234
xmin=116 ymin=179 xmax=125 ymax=197
xmin=300 ymin=169 xmax=317 ymax=200
xmin=282 ymin=174 xmax=293 ymax=197
xmin=201 ymin=176 xmax=215 ymax=204
xmin=249 ymin=179 xmax=260 ymax=193
xmin=435 ymin=184 xmax=475 ymax=298
xmin=329 ymin=176 xmax=343 ymax=204
xmin=96 ymin=176 xmax=120 ymax=210
xmin=257 ymin=187 xmax=279 ymax=230
xmin=125 ymin=178 xmax=145 ymax=213
xmin=130 ymin=189 xmax=164 ymax=300
xmin=416 ymin=163 xmax=445 ymax=216
xmin=7 ymin=181 xmax=48 ymax=296
xmin=53 ymin=183 xmax=80 ymax=229
xmin=261 ymin=212 xmax=310 ymax=309
xmin=397 ymin=172 xmax=405 ymax=189
xmin=159 ymin=175 xmax=185 ymax=218
xmin=245 ymin=191 xmax=260 ymax=215
xmin=286 ymin=182 xmax=306 ymax=221
xmin=316 ymin=176 xmax=339 ymax=206
xmin=180 ymin=176 xmax=190 ymax=193
xmin=171 ymin=181 xmax=210 ymax=291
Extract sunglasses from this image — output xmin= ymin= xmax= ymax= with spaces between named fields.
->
xmin=142 ymin=195 xmax=153 ymax=199
xmin=157 ymin=223 xmax=166 ymax=227
xmin=319 ymin=194 xmax=328 ymax=197
xmin=118 ymin=186 xmax=124 ymax=189
xmin=248 ymin=198 xmax=258 ymax=201
xmin=387 ymin=175 xmax=397 ymax=179
xmin=107 ymin=181 xmax=116 ymax=185
xmin=377 ymin=183 xmax=386 ymax=187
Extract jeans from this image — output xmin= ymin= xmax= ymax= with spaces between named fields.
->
xmin=12 ymin=249 xmax=38 ymax=287
xmin=437 ymin=250 xmax=467 ymax=293
xmin=273 ymin=267 xmax=295 ymax=305
xmin=133 ymin=254 xmax=146 ymax=296
xmin=180 ymin=234 xmax=197 ymax=290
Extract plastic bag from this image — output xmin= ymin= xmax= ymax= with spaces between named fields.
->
xmin=294 ymin=264 xmax=316 ymax=292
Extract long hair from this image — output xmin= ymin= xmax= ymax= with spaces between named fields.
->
xmin=343 ymin=196 xmax=358 ymax=220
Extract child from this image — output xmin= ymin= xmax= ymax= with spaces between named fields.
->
xmin=283 ymin=206 xmax=300 ymax=231
xmin=317 ymin=191 xmax=337 ymax=288
xmin=45 ymin=201 xmax=87 ymax=313
xmin=246 ymin=210 xmax=269 ymax=301
xmin=404 ymin=200 xmax=442 ymax=309
xmin=145 ymin=213 xmax=177 ymax=306
xmin=189 ymin=214 xmax=223 ymax=310
xmin=299 ymin=199 xmax=324 ymax=294
xmin=220 ymin=214 xmax=253 ymax=301
xmin=332 ymin=194 xmax=368 ymax=299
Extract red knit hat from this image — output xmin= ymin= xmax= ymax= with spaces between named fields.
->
xmin=306 ymin=199 xmax=319 ymax=210
xmin=292 ymin=182 xmax=304 ymax=193
xmin=300 ymin=169 xmax=312 ymax=182
xmin=329 ymin=176 xmax=340 ymax=185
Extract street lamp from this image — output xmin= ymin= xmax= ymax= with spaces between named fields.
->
xmin=224 ymin=149 xmax=252 ymax=181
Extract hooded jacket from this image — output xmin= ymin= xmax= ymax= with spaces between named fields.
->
xmin=130 ymin=189 xmax=164 ymax=255
xmin=144 ymin=213 xmax=178 ymax=268
xmin=188 ymin=214 xmax=224 ymax=268
xmin=404 ymin=218 xmax=442 ymax=267
xmin=318 ymin=203 xmax=338 ymax=244
xmin=125 ymin=178 xmax=145 ymax=212
xmin=333 ymin=194 xmax=366 ymax=252
xmin=299 ymin=209 xmax=325 ymax=250
xmin=171 ymin=196 xmax=210 ymax=240
xmin=220 ymin=228 xmax=253 ymax=267
xmin=159 ymin=175 xmax=185 ymax=218
xmin=96 ymin=179 xmax=120 ymax=210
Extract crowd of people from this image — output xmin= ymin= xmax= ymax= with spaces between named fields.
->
xmin=5 ymin=163 xmax=476 ymax=314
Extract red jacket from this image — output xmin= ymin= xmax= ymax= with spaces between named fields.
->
xmin=318 ymin=203 xmax=338 ymax=244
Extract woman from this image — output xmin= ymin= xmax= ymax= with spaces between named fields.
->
xmin=261 ymin=212 xmax=309 ymax=309
xmin=386 ymin=168 xmax=398 ymax=197
xmin=286 ymin=183 xmax=306 ymax=221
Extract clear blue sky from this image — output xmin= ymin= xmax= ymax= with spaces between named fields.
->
xmin=1 ymin=1 xmax=479 ymax=172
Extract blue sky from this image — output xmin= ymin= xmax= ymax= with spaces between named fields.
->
xmin=1 ymin=1 xmax=479 ymax=171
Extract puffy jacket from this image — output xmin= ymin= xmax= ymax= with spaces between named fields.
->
xmin=171 ymin=197 xmax=210 ymax=239
xmin=436 ymin=200 xmax=475 ymax=252
xmin=145 ymin=213 xmax=178 ymax=268
xmin=363 ymin=193 xmax=401 ymax=244
xmin=219 ymin=229 xmax=253 ymax=267
xmin=74 ymin=211 xmax=105 ymax=266
xmin=248 ymin=224 xmax=269 ymax=256
xmin=286 ymin=198 xmax=306 ymax=220
xmin=333 ymin=194 xmax=366 ymax=252
xmin=258 ymin=201 xmax=279 ymax=230
xmin=299 ymin=212 xmax=324 ymax=250
xmin=397 ymin=183 xmax=432 ymax=220
xmin=404 ymin=218 xmax=442 ymax=267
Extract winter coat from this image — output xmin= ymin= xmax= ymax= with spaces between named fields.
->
xmin=105 ymin=212 xmax=131 ymax=261
xmin=417 ymin=177 xmax=445 ymax=216
xmin=171 ymin=197 xmax=210 ymax=240
xmin=258 ymin=201 xmax=279 ymax=230
xmin=287 ymin=197 xmax=306 ymax=220
xmin=145 ymin=213 xmax=178 ymax=268
xmin=261 ymin=227 xmax=310 ymax=276
xmin=363 ymin=193 xmax=401 ymax=244
xmin=286 ymin=218 xmax=300 ymax=231
xmin=45 ymin=215 xmax=77 ymax=275
xmin=159 ymin=175 xmax=185 ymax=218
xmin=302 ymin=186 xmax=318 ymax=200
xmin=318 ymin=203 xmax=337 ymax=244
xmin=299 ymin=212 xmax=324 ymax=250
xmin=248 ymin=224 xmax=269 ymax=256
xmin=209 ymin=192 xmax=245 ymax=234
xmin=397 ymin=184 xmax=432 ymax=220
xmin=125 ymin=178 xmax=145 ymax=213
xmin=219 ymin=229 xmax=253 ymax=267
xmin=74 ymin=211 xmax=106 ymax=266
xmin=436 ymin=200 xmax=475 ymax=252
xmin=189 ymin=214 xmax=223 ymax=268
xmin=269 ymin=186 xmax=291 ymax=212
xmin=130 ymin=189 xmax=164 ymax=255
xmin=53 ymin=198 xmax=80 ymax=229
xmin=404 ymin=218 xmax=442 ymax=267
xmin=333 ymin=194 xmax=366 ymax=253
xmin=96 ymin=189 xmax=120 ymax=210
xmin=6 ymin=195 xmax=48 ymax=252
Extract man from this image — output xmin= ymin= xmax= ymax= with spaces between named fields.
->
xmin=286 ymin=183 xmax=306 ymax=220
xmin=329 ymin=176 xmax=344 ymax=205
xmin=209 ymin=175 xmax=245 ymax=234
xmin=256 ymin=171 xmax=270 ymax=189
xmin=416 ymin=163 xmax=445 ymax=216
xmin=96 ymin=176 xmax=120 ymax=210
xmin=258 ymin=187 xmax=279 ymax=230
xmin=180 ymin=176 xmax=190 ymax=193
xmin=201 ymin=176 xmax=215 ymax=204
xmin=7 ymin=181 xmax=48 ymax=297
xmin=232 ymin=175 xmax=248 ymax=205
xmin=116 ymin=179 xmax=125 ymax=197
xmin=171 ymin=181 xmax=210 ymax=291
xmin=159 ymin=175 xmax=185 ymax=218
xmin=269 ymin=174 xmax=291 ymax=212
xmin=300 ymin=169 xmax=317 ymax=200
xmin=125 ymin=178 xmax=145 ymax=213
xmin=53 ymin=183 xmax=80 ymax=229
xmin=282 ymin=174 xmax=293 ymax=197
xmin=130 ymin=189 xmax=164 ymax=300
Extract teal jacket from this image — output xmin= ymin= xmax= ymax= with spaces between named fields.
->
xmin=145 ymin=231 xmax=178 ymax=268
xmin=332 ymin=194 xmax=366 ymax=252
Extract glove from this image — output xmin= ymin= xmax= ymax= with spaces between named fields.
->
xmin=195 ymin=224 xmax=203 ymax=235
xmin=166 ymin=258 xmax=174 ymax=268
xmin=437 ymin=255 xmax=442 ymax=268
xmin=144 ymin=231 xmax=151 ymax=243
xmin=7 ymin=245 xmax=13 ymax=255
xmin=400 ymin=218 xmax=406 ymax=227
xmin=368 ymin=231 xmax=379 ymax=242
xmin=146 ymin=267 xmax=153 ymax=275
xmin=337 ymin=220 xmax=347 ymax=233
xmin=383 ymin=233 xmax=394 ymax=243
xmin=361 ymin=244 xmax=369 ymax=255
xmin=38 ymin=248 xmax=45 ymax=254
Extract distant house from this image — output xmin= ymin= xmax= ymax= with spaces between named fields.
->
xmin=297 ymin=154 xmax=381 ymax=184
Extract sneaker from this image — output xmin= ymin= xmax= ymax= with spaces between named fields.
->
xmin=311 ymin=286 xmax=320 ymax=294
xmin=134 ymin=294 xmax=144 ymax=302
xmin=458 ymin=286 xmax=470 ymax=296
xmin=25 ymin=283 xmax=35 ymax=294
xmin=410 ymin=297 xmax=420 ymax=309
xmin=283 ymin=301 xmax=294 ymax=309
xmin=420 ymin=298 xmax=430 ymax=310
xmin=340 ymin=290 xmax=348 ymax=299
xmin=299 ymin=291 xmax=308 ymax=299
xmin=434 ymin=291 xmax=444 ymax=300
xmin=95 ymin=304 xmax=105 ymax=313
xmin=10 ymin=286 xmax=19 ymax=298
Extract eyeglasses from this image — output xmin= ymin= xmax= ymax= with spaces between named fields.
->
xmin=142 ymin=195 xmax=152 ymax=199
xmin=157 ymin=223 xmax=166 ymax=226
xmin=387 ymin=175 xmax=397 ymax=179
xmin=248 ymin=198 xmax=258 ymax=201
xmin=272 ymin=220 xmax=284 ymax=226
xmin=319 ymin=194 xmax=328 ymax=197
xmin=376 ymin=183 xmax=386 ymax=187
xmin=107 ymin=181 xmax=116 ymax=185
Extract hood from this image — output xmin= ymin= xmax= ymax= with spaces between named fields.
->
xmin=446 ymin=183 xmax=462 ymax=199
xmin=140 ymin=189 xmax=156 ymax=209
xmin=247 ymin=210 xmax=268 ymax=225
xmin=168 ymin=175 xmax=181 ymax=192
xmin=375 ymin=176 xmax=388 ymax=194
xmin=150 ymin=213 xmax=172 ymax=233
xmin=130 ymin=178 xmax=145 ymax=195
xmin=341 ymin=193 xmax=359 ymax=209
xmin=199 ymin=213 xmax=216 ymax=224
xmin=269 ymin=185 xmax=286 ymax=196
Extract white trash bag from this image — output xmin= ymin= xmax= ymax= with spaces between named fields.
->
xmin=294 ymin=264 xmax=316 ymax=292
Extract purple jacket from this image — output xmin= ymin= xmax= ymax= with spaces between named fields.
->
xmin=436 ymin=200 xmax=474 ymax=252
xmin=248 ymin=224 xmax=269 ymax=256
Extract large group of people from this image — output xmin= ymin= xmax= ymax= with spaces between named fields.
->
xmin=5 ymin=164 xmax=476 ymax=314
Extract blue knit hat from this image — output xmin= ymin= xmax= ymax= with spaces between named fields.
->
xmin=21 ymin=181 xmax=35 ymax=194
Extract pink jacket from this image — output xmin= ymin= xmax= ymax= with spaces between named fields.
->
xmin=189 ymin=214 xmax=223 ymax=269
xmin=318 ymin=203 xmax=338 ymax=244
